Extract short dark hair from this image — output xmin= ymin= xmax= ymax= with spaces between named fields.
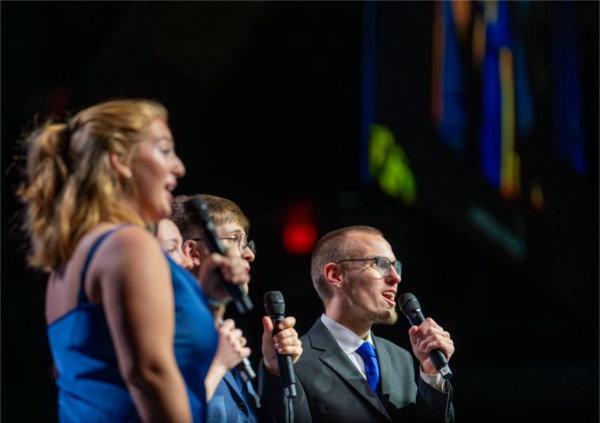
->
xmin=310 ymin=225 xmax=383 ymax=304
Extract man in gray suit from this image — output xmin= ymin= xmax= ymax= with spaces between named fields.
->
xmin=262 ymin=225 xmax=455 ymax=422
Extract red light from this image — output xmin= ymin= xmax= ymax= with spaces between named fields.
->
xmin=282 ymin=199 xmax=318 ymax=255
xmin=283 ymin=223 xmax=318 ymax=255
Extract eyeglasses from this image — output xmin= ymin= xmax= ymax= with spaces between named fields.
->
xmin=334 ymin=257 xmax=402 ymax=277
xmin=192 ymin=236 xmax=256 ymax=255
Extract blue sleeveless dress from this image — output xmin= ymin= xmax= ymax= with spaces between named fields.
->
xmin=47 ymin=227 xmax=218 ymax=422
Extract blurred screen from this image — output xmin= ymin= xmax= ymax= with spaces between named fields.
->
xmin=361 ymin=1 xmax=598 ymax=312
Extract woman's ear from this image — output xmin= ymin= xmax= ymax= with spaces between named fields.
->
xmin=324 ymin=262 xmax=344 ymax=289
xmin=109 ymin=152 xmax=132 ymax=179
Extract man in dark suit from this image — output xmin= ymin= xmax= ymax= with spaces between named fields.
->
xmin=262 ymin=225 xmax=454 ymax=422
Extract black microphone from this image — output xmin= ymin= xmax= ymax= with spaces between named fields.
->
xmin=398 ymin=293 xmax=453 ymax=379
xmin=185 ymin=198 xmax=253 ymax=314
xmin=264 ymin=291 xmax=297 ymax=398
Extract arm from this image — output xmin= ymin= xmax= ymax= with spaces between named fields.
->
xmin=415 ymin=375 xmax=454 ymax=423
xmin=99 ymin=227 xmax=191 ymax=422
xmin=204 ymin=318 xmax=250 ymax=400
xmin=258 ymin=316 xmax=307 ymax=422
xmin=408 ymin=317 xmax=454 ymax=381
xmin=408 ymin=318 xmax=455 ymax=422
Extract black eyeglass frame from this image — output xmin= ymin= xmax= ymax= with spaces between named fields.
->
xmin=334 ymin=256 xmax=402 ymax=277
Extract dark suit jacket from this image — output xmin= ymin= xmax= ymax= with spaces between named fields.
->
xmin=261 ymin=319 xmax=454 ymax=422
xmin=207 ymin=368 xmax=260 ymax=423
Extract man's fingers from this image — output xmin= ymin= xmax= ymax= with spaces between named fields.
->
xmin=425 ymin=317 xmax=441 ymax=328
xmin=277 ymin=345 xmax=303 ymax=359
xmin=418 ymin=321 xmax=449 ymax=338
xmin=208 ymin=252 xmax=224 ymax=267
xmin=418 ymin=335 xmax=454 ymax=356
xmin=408 ymin=326 xmax=419 ymax=344
xmin=215 ymin=255 xmax=248 ymax=285
xmin=272 ymin=328 xmax=298 ymax=342
xmin=422 ymin=340 xmax=453 ymax=356
xmin=278 ymin=316 xmax=296 ymax=331
xmin=221 ymin=319 xmax=235 ymax=331
xmin=229 ymin=328 xmax=243 ymax=339
xmin=274 ymin=336 xmax=301 ymax=349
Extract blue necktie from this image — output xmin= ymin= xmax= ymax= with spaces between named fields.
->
xmin=356 ymin=341 xmax=380 ymax=393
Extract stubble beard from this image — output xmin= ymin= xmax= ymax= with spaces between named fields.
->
xmin=347 ymin=274 xmax=399 ymax=326
xmin=372 ymin=307 xmax=398 ymax=326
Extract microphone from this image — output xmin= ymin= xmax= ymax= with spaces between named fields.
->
xmin=185 ymin=198 xmax=253 ymax=314
xmin=264 ymin=291 xmax=297 ymax=398
xmin=398 ymin=293 xmax=453 ymax=379
xmin=238 ymin=357 xmax=257 ymax=382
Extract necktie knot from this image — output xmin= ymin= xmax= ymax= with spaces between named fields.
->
xmin=356 ymin=341 xmax=377 ymax=358
xmin=355 ymin=342 xmax=380 ymax=393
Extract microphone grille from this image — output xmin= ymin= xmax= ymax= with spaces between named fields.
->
xmin=264 ymin=291 xmax=285 ymax=315
xmin=398 ymin=292 xmax=420 ymax=315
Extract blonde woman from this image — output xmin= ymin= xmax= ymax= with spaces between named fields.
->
xmin=19 ymin=99 xmax=249 ymax=422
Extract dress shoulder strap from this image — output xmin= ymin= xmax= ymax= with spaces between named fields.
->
xmin=78 ymin=225 xmax=127 ymax=304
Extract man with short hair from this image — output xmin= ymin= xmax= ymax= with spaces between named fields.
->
xmin=263 ymin=225 xmax=455 ymax=422
xmin=171 ymin=194 xmax=303 ymax=423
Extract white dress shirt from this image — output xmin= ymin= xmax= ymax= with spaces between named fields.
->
xmin=320 ymin=314 xmax=445 ymax=391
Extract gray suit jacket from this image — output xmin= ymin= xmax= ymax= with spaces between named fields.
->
xmin=261 ymin=319 xmax=454 ymax=422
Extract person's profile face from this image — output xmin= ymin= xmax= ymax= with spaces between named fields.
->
xmin=215 ymin=222 xmax=254 ymax=293
xmin=130 ymin=119 xmax=185 ymax=223
xmin=157 ymin=218 xmax=193 ymax=269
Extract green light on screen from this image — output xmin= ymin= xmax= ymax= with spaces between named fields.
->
xmin=368 ymin=124 xmax=417 ymax=205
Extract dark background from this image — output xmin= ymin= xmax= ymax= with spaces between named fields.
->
xmin=2 ymin=2 xmax=598 ymax=422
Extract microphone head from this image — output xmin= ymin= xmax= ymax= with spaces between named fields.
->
xmin=398 ymin=292 xmax=421 ymax=316
xmin=264 ymin=290 xmax=285 ymax=316
xmin=185 ymin=198 xmax=210 ymax=224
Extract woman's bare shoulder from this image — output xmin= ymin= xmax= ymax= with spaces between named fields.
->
xmin=91 ymin=224 xmax=167 ymax=278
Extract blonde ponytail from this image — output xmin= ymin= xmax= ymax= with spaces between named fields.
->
xmin=19 ymin=99 xmax=167 ymax=271
xmin=19 ymin=123 xmax=72 ymax=270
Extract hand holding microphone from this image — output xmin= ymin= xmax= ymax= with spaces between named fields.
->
xmin=212 ymin=319 xmax=252 ymax=374
xmin=185 ymin=198 xmax=253 ymax=314
xmin=213 ymin=316 xmax=256 ymax=382
xmin=399 ymin=293 xmax=454 ymax=379
xmin=263 ymin=291 xmax=301 ymax=399
xmin=197 ymin=252 xmax=250 ymax=305
xmin=261 ymin=315 xmax=303 ymax=376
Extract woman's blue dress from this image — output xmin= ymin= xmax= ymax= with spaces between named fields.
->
xmin=47 ymin=227 xmax=218 ymax=422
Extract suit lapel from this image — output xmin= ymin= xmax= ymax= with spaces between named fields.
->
xmin=223 ymin=371 xmax=246 ymax=406
xmin=309 ymin=320 xmax=392 ymax=421
xmin=245 ymin=379 xmax=261 ymax=410
xmin=225 ymin=369 xmax=260 ymax=412
xmin=374 ymin=336 xmax=404 ymax=413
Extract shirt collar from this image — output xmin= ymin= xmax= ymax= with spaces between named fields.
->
xmin=320 ymin=314 xmax=373 ymax=354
